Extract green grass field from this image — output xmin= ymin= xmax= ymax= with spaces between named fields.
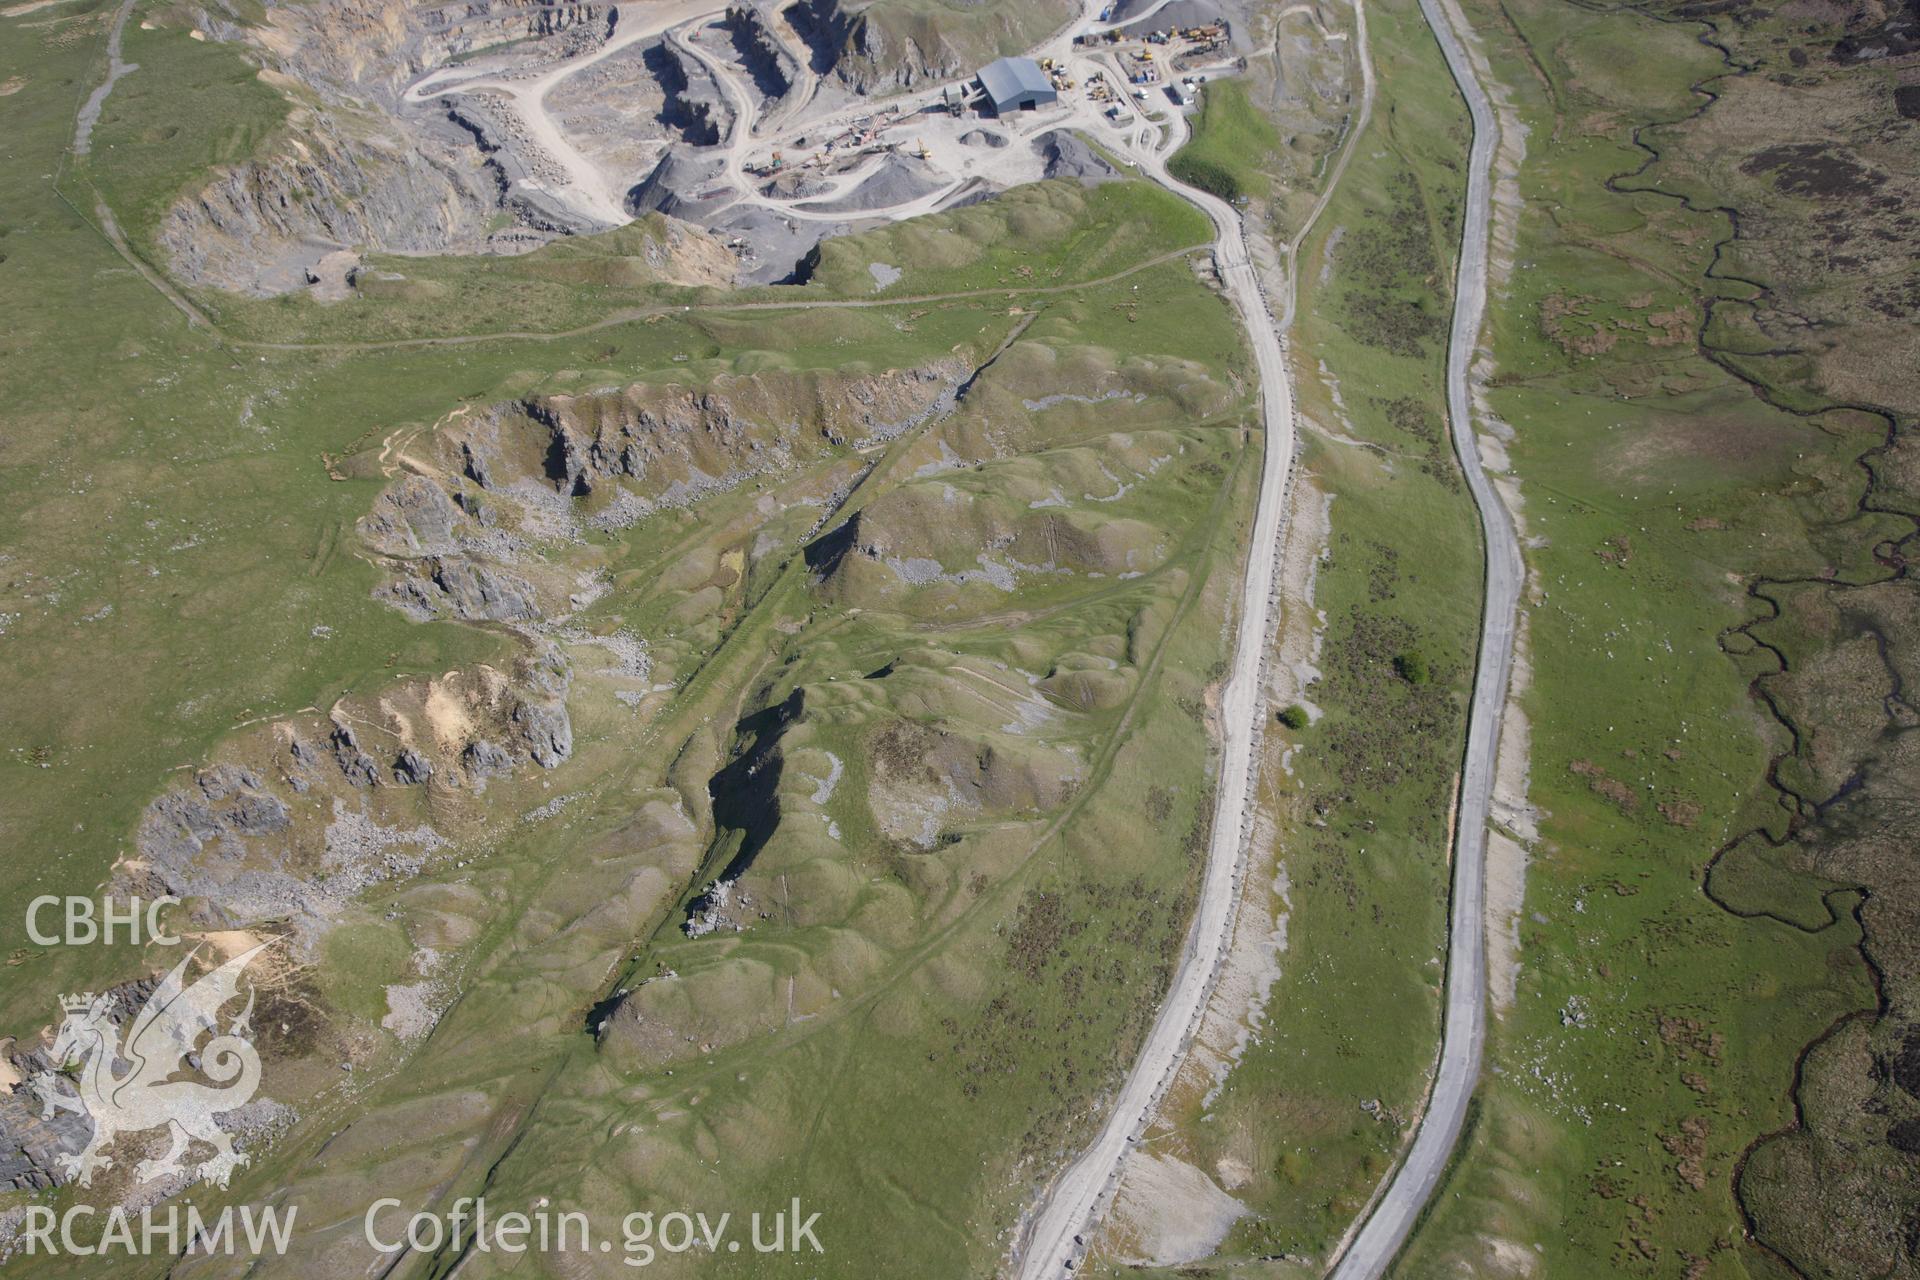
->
xmin=1089 ymin=0 xmax=1920 ymax=1268
xmin=9 ymin=0 xmax=1909 ymax=1273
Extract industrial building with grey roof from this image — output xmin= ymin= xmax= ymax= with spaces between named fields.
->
xmin=977 ymin=57 xmax=1057 ymax=114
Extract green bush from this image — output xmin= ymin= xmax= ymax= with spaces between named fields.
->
xmin=1168 ymin=153 xmax=1244 ymax=203
xmin=1393 ymin=651 xmax=1431 ymax=684
xmin=1276 ymin=704 xmax=1309 ymax=730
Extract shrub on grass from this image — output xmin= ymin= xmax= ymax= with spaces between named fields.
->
xmin=1168 ymin=153 xmax=1243 ymax=203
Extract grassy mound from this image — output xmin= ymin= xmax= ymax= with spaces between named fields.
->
xmin=1168 ymin=79 xmax=1284 ymax=204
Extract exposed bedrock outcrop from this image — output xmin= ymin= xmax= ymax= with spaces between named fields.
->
xmin=127 ymin=639 xmax=575 ymax=930
xmin=724 ymin=5 xmax=797 ymax=102
xmin=160 ymin=102 xmax=611 ymax=295
xmin=360 ymin=473 xmax=543 ymax=622
xmin=121 ymin=357 xmax=964 ymax=963
xmin=643 ymin=39 xmax=729 ymax=146
xmin=784 ymin=0 xmax=1078 ymax=94
xmin=495 ymin=362 xmax=966 ymax=503
xmin=382 ymin=556 xmax=543 ymax=623
xmin=2 ymin=977 xmax=169 ymax=1190
xmin=162 ymin=0 xmax=616 ymax=292
xmin=783 ymin=0 xmax=860 ymax=78
xmin=214 ymin=0 xmax=613 ymax=103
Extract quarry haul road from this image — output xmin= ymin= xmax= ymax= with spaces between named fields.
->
xmin=1014 ymin=2 xmax=1307 ymax=1273
xmin=1326 ymin=0 xmax=1521 ymax=1273
xmin=405 ymin=0 xmax=721 ymax=225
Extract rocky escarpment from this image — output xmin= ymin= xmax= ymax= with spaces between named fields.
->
xmin=159 ymin=105 xmax=591 ymax=296
xmin=360 ymin=470 xmax=549 ymax=623
xmin=1 ymin=1031 xmax=128 ymax=1190
xmin=783 ymin=0 xmax=1080 ymax=94
xmin=232 ymin=0 xmax=612 ymax=103
xmin=55 ymin=356 xmax=964 ymax=1105
xmin=724 ymin=5 xmax=798 ymax=103
xmin=125 ymin=648 xmax=574 ymax=933
xmin=456 ymin=362 xmax=966 ymax=527
xmin=641 ymin=39 xmax=729 ymax=146
xmin=783 ymin=0 xmax=861 ymax=78
xmin=159 ymin=0 xmax=618 ymax=293
xmin=359 ymin=362 xmax=962 ymax=648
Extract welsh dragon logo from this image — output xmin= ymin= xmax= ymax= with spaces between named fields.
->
xmin=29 ymin=942 xmax=272 ymax=1189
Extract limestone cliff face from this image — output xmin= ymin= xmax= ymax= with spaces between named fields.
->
xmin=242 ymin=0 xmax=609 ymax=99
xmin=160 ymin=113 xmax=528 ymax=295
xmin=479 ymin=361 xmax=966 ymax=529
xmin=160 ymin=0 xmax=612 ymax=293
xmin=786 ymin=0 xmax=1079 ymax=94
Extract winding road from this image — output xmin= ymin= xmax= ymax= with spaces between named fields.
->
xmin=1327 ymin=0 xmax=1519 ymax=1273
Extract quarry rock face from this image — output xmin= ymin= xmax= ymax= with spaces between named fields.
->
xmin=157 ymin=114 xmax=569 ymax=297
xmin=785 ymin=0 xmax=1076 ymax=94
xmin=162 ymin=0 xmax=616 ymax=292
xmin=153 ymin=0 xmax=752 ymax=292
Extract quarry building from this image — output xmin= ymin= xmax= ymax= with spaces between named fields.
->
xmin=977 ymin=57 xmax=1057 ymax=114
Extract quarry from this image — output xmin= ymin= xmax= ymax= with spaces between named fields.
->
xmin=162 ymin=0 xmax=1246 ymax=292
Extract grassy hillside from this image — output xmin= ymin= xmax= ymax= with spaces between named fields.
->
xmin=1168 ymin=79 xmax=1286 ymax=205
xmin=1079 ymin=0 xmax=1484 ymax=1269
xmin=0 ymin=3 xmax=1266 ymax=1275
